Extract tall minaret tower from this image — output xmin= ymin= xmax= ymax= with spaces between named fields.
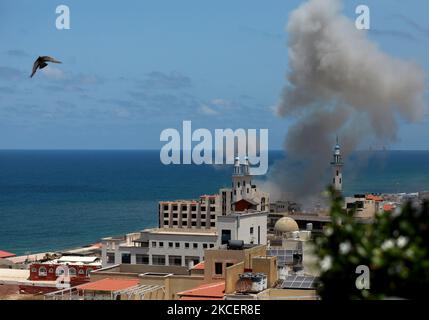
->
xmin=331 ymin=137 xmax=343 ymax=193
xmin=232 ymin=156 xmax=252 ymax=203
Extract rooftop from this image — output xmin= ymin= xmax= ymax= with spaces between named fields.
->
xmin=139 ymin=227 xmax=217 ymax=237
xmin=39 ymin=255 xmax=101 ymax=266
xmin=0 ymin=250 xmax=16 ymax=259
xmin=177 ymin=282 xmax=225 ymax=300
xmin=77 ymin=278 xmax=140 ymax=292
xmin=191 ymin=261 xmax=205 ymax=271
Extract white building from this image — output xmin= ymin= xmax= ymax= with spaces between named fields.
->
xmin=102 ymin=211 xmax=268 ymax=268
xmin=101 ymin=228 xmax=217 ymax=268
xmin=217 ymin=211 xmax=268 ymax=247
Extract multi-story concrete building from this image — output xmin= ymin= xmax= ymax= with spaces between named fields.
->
xmin=102 ymin=228 xmax=217 ymax=269
xmin=102 ymin=210 xmax=268 ymax=269
xmin=158 ymin=156 xmax=269 ymax=230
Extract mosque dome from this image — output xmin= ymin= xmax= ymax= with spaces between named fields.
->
xmin=274 ymin=217 xmax=299 ymax=234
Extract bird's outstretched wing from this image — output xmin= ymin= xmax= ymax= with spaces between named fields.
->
xmin=30 ymin=59 xmax=40 ymax=78
xmin=42 ymin=56 xmax=62 ymax=64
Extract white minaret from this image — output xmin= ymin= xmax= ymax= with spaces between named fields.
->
xmin=331 ymin=137 xmax=343 ymax=193
xmin=232 ymin=156 xmax=252 ymax=203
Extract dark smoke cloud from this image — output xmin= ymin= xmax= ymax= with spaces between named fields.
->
xmin=269 ymin=0 xmax=427 ymax=204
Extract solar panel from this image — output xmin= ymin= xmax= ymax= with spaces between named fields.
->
xmin=281 ymin=275 xmax=318 ymax=289
xmin=267 ymin=248 xmax=296 ymax=266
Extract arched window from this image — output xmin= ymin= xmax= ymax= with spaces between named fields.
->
xmin=69 ymin=267 xmax=76 ymax=276
xmin=38 ymin=266 xmax=47 ymax=277
xmin=78 ymin=269 xmax=85 ymax=275
xmin=55 ymin=266 xmax=66 ymax=276
xmin=48 ymin=268 xmax=54 ymax=273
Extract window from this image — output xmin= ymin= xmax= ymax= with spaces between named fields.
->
xmin=226 ymin=263 xmax=234 ymax=268
xmin=69 ymin=267 xmax=76 ymax=276
xmin=203 ymin=243 xmax=208 ymax=249
xmin=121 ymin=253 xmax=131 ymax=264
xmin=210 ymin=222 xmax=215 ymax=227
xmin=38 ymin=267 xmax=47 ymax=277
xmin=201 ymin=214 xmax=206 ymax=219
xmin=169 ymin=242 xmax=173 ymax=248
xmin=191 ymin=221 xmax=196 ymax=226
xmin=173 ymin=205 xmax=178 ymax=211
xmin=191 ymin=205 xmax=197 ymax=211
xmin=238 ymin=182 xmax=240 ymax=188
xmin=107 ymin=253 xmax=115 ymax=264
xmin=193 ymin=243 xmax=198 ymax=249
xmin=173 ymin=221 xmax=178 ymax=225
xmin=182 ymin=221 xmax=188 ymax=226
xmin=136 ymin=254 xmax=149 ymax=264
xmin=221 ymin=229 xmax=232 ymax=245
xmin=152 ymin=255 xmax=166 ymax=266
xmin=201 ymin=206 xmax=206 ymax=211
xmin=163 ymin=205 xmax=169 ymax=210
xmin=168 ymin=255 xmax=182 ymax=266
xmin=210 ymin=244 xmax=215 ymax=248
xmin=182 ymin=205 xmax=187 ymax=210
xmin=214 ymin=262 xmax=223 ymax=275
xmin=55 ymin=267 xmax=66 ymax=276
xmin=164 ymin=213 xmax=169 ymax=218
xmin=173 ymin=213 xmax=178 ymax=218
xmin=192 ymin=214 xmax=197 ymax=219
xmin=175 ymin=242 xmax=180 ymax=248
xmin=185 ymin=243 xmax=190 ymax=248
xmin=159 ymin=242 xmax=164 ymax=247
xmin=210 ymin=207 xmax=215 ymax=212
xmin=250 ymin=227 xmax=254 ymax=235
xmin=201 ymin=222 xmax=206 ymax=227
xmin=78 ymin=269 xmax=84 ymax=275
xmin=152 ymin=241 xmax=156 ymax=248
xmin=49 ymin=268 xmax=54 ymax=273
xmin=210 ymin=215 xmax=215 ymax=220
xmin=182 ymin=214 xmax=188 ymax=219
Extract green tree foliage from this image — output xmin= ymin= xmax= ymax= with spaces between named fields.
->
xmin=316 ymin=188 xmax=429 ymax=299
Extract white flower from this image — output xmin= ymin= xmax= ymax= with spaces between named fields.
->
xmin=396 ymin=236 xmax=408 ymax=248
xmin=381 ymin=239 xmax=395 ymax=251
xmin=324 ymin=227 xmax=333 ymax=236
xmin=320 ymin=255 xmax=333 ymax=272
xmin=339 ymin=242 xmax=351 ymax=255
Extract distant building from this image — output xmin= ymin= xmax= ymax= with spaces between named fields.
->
xmin=344 ymin=194 xmax=383 ymax=218
xmin=158 ymin=155 xmax=269 ymax=230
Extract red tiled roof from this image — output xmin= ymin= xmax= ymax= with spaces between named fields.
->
xmin=177 ymin=282 xmax=225 ymax=300
xmin=192 ymin=261 xmax=205 ymax=270
xmin=77 ymin=278 xmax=139 ymax=292
xmin=366 ymin=194 xmax=383 ymax=202
xmin=180 ymin=296 xmax=223 ymax=300
xmin=0 ymin=250 xmax=16 ymax=259
xmin=383 ymin=204 xmax=394 ymax=212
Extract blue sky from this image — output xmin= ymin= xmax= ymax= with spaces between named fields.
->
xmin=0 ymin=0 xmax=428 ymax=149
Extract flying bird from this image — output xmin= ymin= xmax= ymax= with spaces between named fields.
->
xmin=30 ymin=56 xmax=62 ymax=78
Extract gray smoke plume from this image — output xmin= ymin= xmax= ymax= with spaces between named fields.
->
xmin=269 ymin=0 xmax=427 ymax=204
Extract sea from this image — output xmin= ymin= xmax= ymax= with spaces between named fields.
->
xmin=1 ymin=150 xmax=429 ymax=255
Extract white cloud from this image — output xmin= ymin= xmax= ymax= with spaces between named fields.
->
xmin=199 ymin=104 xmax=218 ymax=115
